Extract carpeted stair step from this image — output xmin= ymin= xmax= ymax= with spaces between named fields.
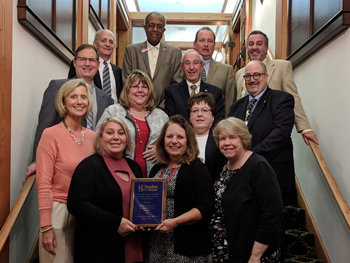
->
xmin=284 ymin=205 xmax=306 ymax=230
xmin=285 ymin=254 xmax=323 ymax=263
xmin=285 ymin=229 xmax=315 ymax=257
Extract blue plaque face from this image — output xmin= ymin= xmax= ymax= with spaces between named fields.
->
xmin=130 ymin=179 xmax=167 ymax=227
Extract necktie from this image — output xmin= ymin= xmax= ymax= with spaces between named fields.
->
xmin=190 ymin=85 xmax=197 ymax=96
xmin=87 ymin=112 xmax=93 ymax=130
xmin=245 ymin=98 xmax=257 ymax=122
xmin=103 ymin=61 xmax=111 ymax=96
xmin=200 ymin=69 xmax=207 ymax=82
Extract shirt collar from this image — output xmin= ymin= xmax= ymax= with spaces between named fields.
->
xmin=186 ymin=79 xmax=201 ymax=88
xmin=249 ymin=86 xmax=267 ymax=101
xmin=147 ymin=41 xmax=160 ymax=50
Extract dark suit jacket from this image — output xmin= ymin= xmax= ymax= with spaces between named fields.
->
xmin=164 ymin=79 xmax=225 ymax=123
xmin=67 ymin=154 xmax=143 ymax=263
xmin=204 ymin=130 xmax=226 ymax=179
xmin=32 ymin=79 xmax=113 ymax=162
xmin=68 ymin=61 xmax=123 ymax=99
xmin=228 ymin=87 xmax=295 ymax=193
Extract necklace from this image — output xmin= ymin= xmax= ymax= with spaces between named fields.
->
xmin=128 ymin=109 xmax=149 ymax=150
xmin=63 ymin=119 xmax=85 ymax=145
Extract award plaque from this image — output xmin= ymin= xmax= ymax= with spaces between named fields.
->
xmin=130 ymin=178 xmax=167 ymax=227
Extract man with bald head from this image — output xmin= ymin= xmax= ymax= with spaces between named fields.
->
xmin=229 ymin=60 xmax=296 ymax=204
xmin=122 ymin=11 xmax=183 ymax=107
xmin=235 ymin=30 xmax=318 ymax=146
xmin=164 ymin=49 xmax=224 ymax=123
xmin=68 ymin=29 xmax=123 ymax=102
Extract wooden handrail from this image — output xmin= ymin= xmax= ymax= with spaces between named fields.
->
xmin=309 ymin=141 xmax=350 ymax=228
xmin=0 ymin=175 xmax=36 ymax=252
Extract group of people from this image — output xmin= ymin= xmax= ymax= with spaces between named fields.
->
xmin=27 ymin=9 xmax=320 ymax=263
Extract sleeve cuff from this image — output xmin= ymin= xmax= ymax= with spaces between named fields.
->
xmin=301 ymin=129 xmax=313 ymax=135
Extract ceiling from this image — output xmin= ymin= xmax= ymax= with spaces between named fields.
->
xmin=124 ymin=0 xmax=238 ymax=59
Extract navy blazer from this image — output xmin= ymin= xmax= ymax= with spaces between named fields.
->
xmin=228 ymin=87 xmax=295 ymax=193
xmin=68 ymin=61 xmax=123 ymax=99
xmin=164 ymin=79 xmax=225 ymax=123
xmin=32 ymin=79 xmax=113 ymax=162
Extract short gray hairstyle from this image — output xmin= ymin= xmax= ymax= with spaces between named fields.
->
xmin=94 ymin=29 xmax=116 ymax=44
xmin=144 ymin=11 xmax=166 ymax=26
xmin=181 ymin=49 xmax=204 ymax=65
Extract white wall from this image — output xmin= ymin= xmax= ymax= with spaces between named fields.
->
xmin=10 ymin=0 xmax=69 ymax=261
xmin=252 ymin=0 xmax=350 ymax=262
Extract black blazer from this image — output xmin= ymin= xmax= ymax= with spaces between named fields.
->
xmin=204 ymin=129 xmax=226 ymax=178
xmin=67 ymin=154 xmax=142 ymax=263
xmin=228 ymin=87 xmax=295 ymax=193
xmin=68 ymin=60 xmax=123 ymax=99
xmin=164 ymin=79 xmax=225 ymax=123
xmin=149 ymin=159 xmax=214 ymax=256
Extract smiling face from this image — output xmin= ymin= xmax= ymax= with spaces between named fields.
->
xmin=73 ymin=48 xmax=99 ymax=84
xmin=218 ymin=131 xmax=245 ymax=161
xmin=100 ymin=122 xmax=127 ymax=159
xmin=93 ymin=30 xmax=115 ymax=61
xmin=64 ymin=85 xmax=89 ymax=119
xmin=182 ymin=51 xmax=204 ymax=84
xmin=128 ymin=79 xmax=149 ymax=108
xmin=193 ymin=29 xmax=215 ymax=60
xmin=189 ymin=101 xmax=214 ymax=136
xmin=144 ymin=14 xmax=166 ymax=46
xmin=244 ymin=61 xmax=268 ymax=97
xmin=164 ymin=123 xmax=187 ymax=162
xmin=247 ymin=33 xmax=268 ymax=61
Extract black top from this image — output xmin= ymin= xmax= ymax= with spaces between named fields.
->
xmin=67 ymin=154 xmax=142 ymax=263
xmin=149 ymin=159 xmax=215 ymax=256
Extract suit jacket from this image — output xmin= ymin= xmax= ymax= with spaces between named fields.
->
xmin=228 ymin=87 xmax=295 ymax=193
xmin=68 ymin=61 xmax=123 ymax=99
xmin=32 ymin=79 xmax=113 ymax=162
xmin=204 ymin=130 xmax=226 ymax=179
xmin=206 ymin=60 xmax=235 ymax=116
xmin=235 ymin=57 xmax=311 ymax=132
xmin=164 ymin=79 xmax=225 ymax=123
xmin=122 ymin=41 xmax=183 ymax=107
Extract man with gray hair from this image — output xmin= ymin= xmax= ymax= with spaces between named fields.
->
xmin=122 ymin=11 xmax=183 ymax=107
xmin=193 ymin=26 xmax=235 ymax=115
xmin=164 ymin=49 xmax=224 ymax=123
xmin=68 ymin=29 xmax=123 ymax=103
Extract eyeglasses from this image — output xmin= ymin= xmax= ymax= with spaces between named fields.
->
xmin=130 ymin=85 xmax=149 ymax=91
xmin=190 ymin=108 xmax=212 ymax=115
xmin=243 ymin=73 xmax=266 ymax=81
xmin=146 ymin=24 xmax=164 ymax=30
xmin=183 ymin=60 xmax=202 ymax=67
xmin=76 ymin=57 xmax=98 ymax=63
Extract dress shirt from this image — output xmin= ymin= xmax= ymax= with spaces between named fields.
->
xmin=147 ymin=41 xmax=160 ymax=78
xmin=203 ymin=59 xmax=211 ymax=76
xmin=98 ymin=58 xmax=117 ymax=103
xmin=248 ymin=86 xmax=267 ymax=112
xmin=186 ymin=79 xmax=201 ymax=95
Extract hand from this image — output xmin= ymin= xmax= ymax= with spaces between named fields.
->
xmin=302 ymin=131 xmax=319 ymax=145
xmin=142 ymin=145 xmax=157 ymax=163
xmin=155 ymin=218 xmax=178 ymax=234
xmin=41 ymin=227 xmax=57 ymax=255
xmin=25 ymin=162 xmax=36 ymax=180
xmin=117 ymin=218 xmax=137 ymax=237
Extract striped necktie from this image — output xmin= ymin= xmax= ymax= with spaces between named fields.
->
xmin=103 ymin=61 xmax=111 ymax=96
xmin=87 ymin=112 xmax=93 ymax=130
xmin=200 ymin=69 xmax=207 ymax=82
xmin=190 ymin=85 xmax=197 ymax=96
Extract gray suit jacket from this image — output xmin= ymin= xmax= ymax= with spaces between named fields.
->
xmin=206 ymin=60 xmax=235 ymax=116
xmin=32 ymin=79 xmax=113 ymax=161
xmin=122 ymin=41 xmax=183 ymax=107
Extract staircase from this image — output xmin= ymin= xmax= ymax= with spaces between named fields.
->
xmin=284 ymin=205 xmax=323 ymax=263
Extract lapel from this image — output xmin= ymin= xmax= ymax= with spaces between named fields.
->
xmin=206 ymin=59 xmax=217 ymax=83
xmin=266 ymin=57 xmax=275 ymax=86
xmin=140 ymin=41 xmax=151 ymax=77
xmin=94 ymin=70 xmax=102 ymax=90
xmin=179 ymin=80 xmax=190 ymax=105
xmin=153 ymin=42 xmax=165 ymax=79
xmin=247 ymin=87 xmax=271 ymax=129
xmin=199 ymin=81 xmax=209 ymax=93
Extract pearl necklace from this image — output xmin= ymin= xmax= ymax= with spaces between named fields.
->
xmin=63 ymin=119 xmax=85 ymax=145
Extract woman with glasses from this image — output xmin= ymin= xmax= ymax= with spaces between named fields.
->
xmin=187 ymin=92 xmax=226 ymax=178
xmin=96 ymin=69 xmax=168 ymax=177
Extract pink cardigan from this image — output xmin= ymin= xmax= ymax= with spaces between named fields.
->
xmin=36 ymin=125 xmax=95 ymax=227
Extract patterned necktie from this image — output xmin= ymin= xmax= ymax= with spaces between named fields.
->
xmin=190 ymin=85 xmax=197 ymax=96
xmin=87 ymin=112 xmax=93 ymax=130
xmin=103 ymin=61 xmax=111 ymax=96
xmin=245 ymin=98 xmax=257 ymax=122
xmin=200 ymin=69 xmax=207 ymax=82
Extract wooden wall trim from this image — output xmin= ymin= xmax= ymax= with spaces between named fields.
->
xmin=77 ymin=0 xmax=89 ymax=47
xmin=0 ymin=0 xmax=12 ymax=261
xmin=275 ymin=0 xmax=287 ymax=59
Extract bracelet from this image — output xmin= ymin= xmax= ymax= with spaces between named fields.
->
xmin=41 ymin=226 xmax=54 ymax=233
